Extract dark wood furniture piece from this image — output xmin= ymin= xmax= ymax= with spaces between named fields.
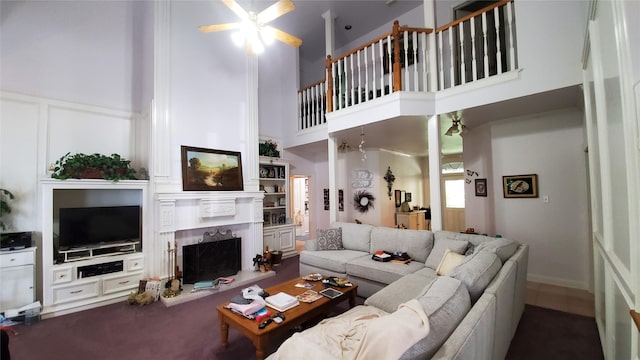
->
xmin=216 ymin=277 xmax=358 ymax=360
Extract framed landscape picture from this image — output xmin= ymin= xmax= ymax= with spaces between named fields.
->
xmin=502 ymin=174 xmax=538 ymax=198
xmin=181 ymin=146 xmax=243 ymax=191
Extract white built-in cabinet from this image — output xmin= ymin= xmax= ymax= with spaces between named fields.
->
xmin=259 ymin=158 xmax=296 ymax=258
xmin=582 ymin=1 xmax=639 ymax=358
xmin=0 ymin=247 xmax=36 ymax=312
xmin=40 ymin=179 xmax=148 ymax=318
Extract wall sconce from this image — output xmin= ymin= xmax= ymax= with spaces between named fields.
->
xmin=383 ymin=166 xmax=395 ymax=199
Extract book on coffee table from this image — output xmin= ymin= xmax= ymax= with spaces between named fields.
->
xmin=265 ymin=292 xmax=299 ymax=312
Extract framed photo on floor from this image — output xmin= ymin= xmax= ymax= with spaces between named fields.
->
xmin=181 ymin=146 xmax=243 ymax=191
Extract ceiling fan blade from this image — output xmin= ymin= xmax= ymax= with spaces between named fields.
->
xmin=266 ymin=26 xmax=302 ymax=47
xmin=257 ymin=0 xmax=295 ymax=24
xmin=198 ymin=22 xmax=241 ymax=33
xmin=222 ymin=0 xmax=249 ymax=20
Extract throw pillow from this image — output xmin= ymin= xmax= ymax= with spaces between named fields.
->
xmin=475 ymin=238 xmax=519 ymax=263
xmin=448 ymin=250 xmax=501 ymax=302
xmin=316 ymin=227 xmax=343 ymax=250
xmin=436 ymin=249 xmax=466 ymax=276
xmin=425 ymin=238 xmax=469 ymax=269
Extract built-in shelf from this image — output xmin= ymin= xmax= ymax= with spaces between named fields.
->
xmin=59 ymin=241 xmax=140 ymax=262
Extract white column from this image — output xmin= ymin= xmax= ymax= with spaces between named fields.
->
xmin=328 ymin=136 xmax=338 ymax=224
xmin=152 ymin=0 xmax=171 ymax=182
xmin=427 ymin=115 xmax=442 ymax=230
xmin=322 ymin=10 xmax=335 ymax=57
xmin=246 ymin=56 xmax=260 ymax=192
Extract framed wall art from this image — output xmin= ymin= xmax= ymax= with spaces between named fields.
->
xmin=502 ymin=174 xmax=538 ymax=198
xmin=181 ymin=146 xmax=243 ymax=191
xmin=475 ymin=178 xmax=487 ymax=197
xmin=323 ymin=189 xmax=329 ymax=210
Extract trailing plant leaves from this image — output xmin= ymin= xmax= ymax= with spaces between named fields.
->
xmin=51 ymin=153 xmax=137 ymax=181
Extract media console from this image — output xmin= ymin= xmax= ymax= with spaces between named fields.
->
xmin=77 ymin=260 xmax=123 ymax=278
xmin=59 ymin=241 xmax=139 ymax=262
xmin=40 ymin=179 xmax=149 ymax=318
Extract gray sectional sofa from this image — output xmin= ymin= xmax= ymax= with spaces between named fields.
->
xmin=269 ymin=221 xmax=529 ymax=360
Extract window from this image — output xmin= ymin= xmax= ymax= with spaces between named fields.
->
xmin=445 ymin=179 xmax=465 ymax=208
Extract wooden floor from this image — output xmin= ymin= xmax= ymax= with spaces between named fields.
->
xmin=295 ymin=240 xmax=596 ymax=318
xmin=525 ymin=281 xmax=595 ymax=317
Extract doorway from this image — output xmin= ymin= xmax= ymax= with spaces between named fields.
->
xmin=291 ymin=176 xmax=310 ymax=245
xmin=442 ymin=165 xmax=466 ymax=232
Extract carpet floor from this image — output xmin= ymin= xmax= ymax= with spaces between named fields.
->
xmin=5 ymin=255 xmax=603 ymax=359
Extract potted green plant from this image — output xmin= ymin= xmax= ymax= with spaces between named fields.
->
xmin=0 ymin=188 xmax=14 ymax=232
xmin=51 ymin=152 xmax=137 ymax=181
xmin=259 ymin=139 xmax=280 ymax=158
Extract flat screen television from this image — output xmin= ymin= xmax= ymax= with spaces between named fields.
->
xmin=58 ymin=205 xmax=141 ymax=250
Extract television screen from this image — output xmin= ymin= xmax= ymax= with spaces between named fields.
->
xmin=59 ymin=206 xmax=141 ymax=250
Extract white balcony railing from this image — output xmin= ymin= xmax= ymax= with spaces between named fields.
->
xmin=297 ymin=0 xmax=517 ymax=131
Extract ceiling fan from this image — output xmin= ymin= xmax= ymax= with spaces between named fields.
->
xmin=444 ymin=111 xmax=467 ymax=137
xmin=199 ymin=0 xmax=303 ymax=55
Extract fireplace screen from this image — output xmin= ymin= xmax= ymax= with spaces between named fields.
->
xmin=182 ymin=237 xmax=241 ymax=284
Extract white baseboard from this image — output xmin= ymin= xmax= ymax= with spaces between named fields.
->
xmin=527 ymin=273 xmax=592 ymax=292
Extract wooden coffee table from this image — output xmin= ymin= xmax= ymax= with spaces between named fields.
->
xmin=216 ymin=277 xmax=358 ymax=360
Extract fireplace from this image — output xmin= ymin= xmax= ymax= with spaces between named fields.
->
xmin=182 ymin=237 xmax=241 ymax=284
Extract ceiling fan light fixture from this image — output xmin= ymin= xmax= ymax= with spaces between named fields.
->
xmin=260 ymin=26 xmax=275 ymax=45
xmin=459 ymin=124 xmax=467 ymax=137
xmin=231 ymin=31 xmax=245 ymax=47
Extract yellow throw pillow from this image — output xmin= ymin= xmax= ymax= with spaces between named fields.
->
xmin=436 ymin=249 xmax=467 ymax=276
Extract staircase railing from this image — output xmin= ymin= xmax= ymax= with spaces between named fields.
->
xmin=297 ymin=0 xmax=517 ymax=131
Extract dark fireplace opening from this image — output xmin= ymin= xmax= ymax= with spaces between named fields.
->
xmin=182 ymin=237 xmax=241 ymax=284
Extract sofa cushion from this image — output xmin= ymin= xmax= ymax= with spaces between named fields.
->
xmin=299 ymin=249 xmax=366 ymax=274
xmin=370 ymin=227 xmax=433 ymax=263
xmin=475 ymin=238 xmax=519 ymax=263
xmin=316 ymin=227 xmax=344 ymax=250
xmin=425 ymin=238 xmax=469 ymax=270
xmin=332 ymin=221 xmax=373 ymax=252
xmin=365 ymin=272 xmax=438 ymax=313
xmin=400 ymin=276 xmax=471 ymax=360
xmin=447 ymin=250 xmax=501 ymax=302
xmin=347 ymin=254 xmax=425 ymax=286
xmin=436 ymin=249 xmax=467 ymax=276
xmin=435 ymin=231 xmax=497 ymax=247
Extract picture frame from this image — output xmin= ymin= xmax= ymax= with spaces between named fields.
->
xmin=323 ymin=189 xmax=329 ymax=211
xmin=181 ymin=146 xmax=243 ymax=191
xmin=502 ymin=174 xmax=538 ymax=198
xmin=338 ymin=189 xmax=344 ymax=211
xmin=475 ymin=178 xmax=487 ymax=197
xmin=394 ymin=189 xmax=403 ymax=208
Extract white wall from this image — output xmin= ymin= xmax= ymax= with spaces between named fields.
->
xmin=463 ymin=123 xmax=495 ymax=235
xmin=0 ymin=1 xmax=151 ymax=112
xmin=487 ymin=108 xmax=590 ymax=289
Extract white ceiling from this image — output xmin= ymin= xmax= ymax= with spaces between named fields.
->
xmin=224 ymin=0 xmax=423 ymax=62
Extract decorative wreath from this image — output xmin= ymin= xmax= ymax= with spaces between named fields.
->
xmin=353 ymin=190 xmax=375 ymax=213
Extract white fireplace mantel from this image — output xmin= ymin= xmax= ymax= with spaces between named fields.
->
xmin=154 ymin=191 xmax=265 ymax=276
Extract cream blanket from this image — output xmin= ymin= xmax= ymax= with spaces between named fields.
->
xmin=272 ymin=299 xmax=430 ymax=360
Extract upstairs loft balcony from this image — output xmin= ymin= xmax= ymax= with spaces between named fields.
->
xmin=296 ymin=0 xmax=518 ymax=138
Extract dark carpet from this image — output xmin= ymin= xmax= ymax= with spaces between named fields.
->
xmin=506 ymin=304 xmax=604 ymax=360
xmin=6 ymin=255 xmax=602 ymax=360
